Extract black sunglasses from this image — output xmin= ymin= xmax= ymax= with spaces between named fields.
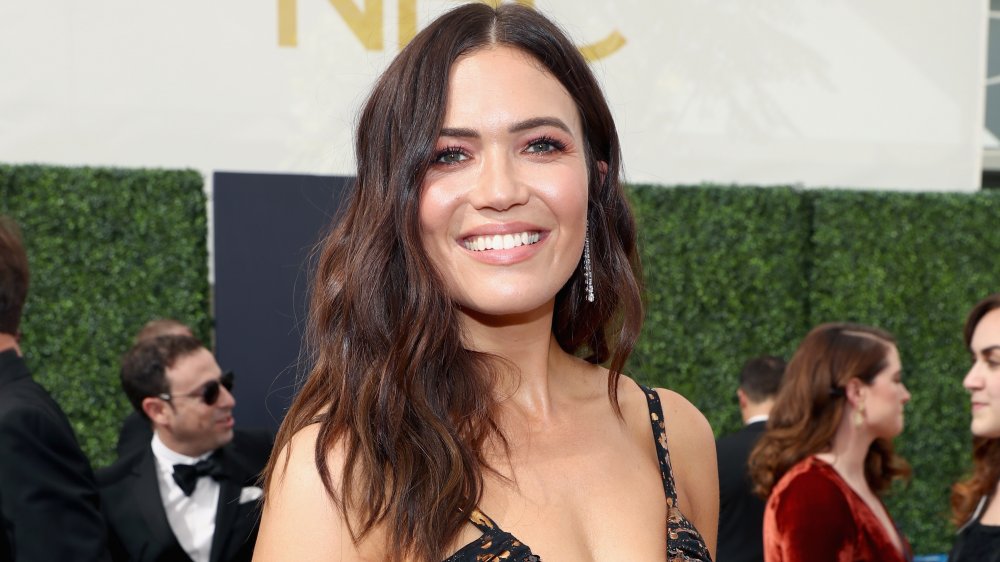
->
xmin=157 ymin=371 xmax=235 ymax=406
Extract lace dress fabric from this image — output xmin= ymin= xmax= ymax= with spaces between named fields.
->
xmin=442 ymin=384 xmax=712 ymax=562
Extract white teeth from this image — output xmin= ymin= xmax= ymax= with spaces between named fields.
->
xmin=464 ymin=232 xmax=541 ymax=251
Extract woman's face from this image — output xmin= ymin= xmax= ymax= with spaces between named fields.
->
xmin=964 ymin=308 xmax=1000 ymax=439
xmin=419 ymin=46 xmax=590 ymax=319
xmin=862 ymin=344 xmax=910 ymax=439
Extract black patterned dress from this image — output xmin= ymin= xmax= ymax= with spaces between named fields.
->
xmin=443 ymin=384 xmax=713 ymax=562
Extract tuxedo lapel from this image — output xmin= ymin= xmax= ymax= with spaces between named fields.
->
xmin=209 ymin=447 xmax=247 ymax=562
xmin=210 ymin=480 xmax=240 ymax=562
xmin=133 ymin=448 xmax=191 ymax=559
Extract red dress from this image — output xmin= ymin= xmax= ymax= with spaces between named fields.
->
xmin=762 ymin=456 xmax=911 ymax=562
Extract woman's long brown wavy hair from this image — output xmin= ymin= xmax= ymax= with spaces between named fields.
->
xmin=261 ymin=4 xmax=643 ymax=561
xmin=951 ymin=294 xmax=1000 ymax=526
xmin=749 ymin=323 xmax=911 ymax=498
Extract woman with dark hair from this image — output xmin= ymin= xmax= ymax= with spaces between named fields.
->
xmin=748 ymin=323 xmax=912 ymax=562
xmin=253 ymin=3 xmax=717 ymax=562
xmin=949 ymin=294 xmax=1000 ymax=562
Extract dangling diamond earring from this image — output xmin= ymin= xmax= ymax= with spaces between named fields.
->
xmin=584 ymin=223 xmax=595 ymax=303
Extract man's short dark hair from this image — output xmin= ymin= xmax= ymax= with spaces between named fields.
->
xmin=739 ymin=355 xmax=786 ymax=403
xmin=0 ymin=216 xmax=30 ymax=335
xmin=120 ymin=335 xmax=205 ymax=418
xmin=133 ymin=318 xmax=193 ymax=344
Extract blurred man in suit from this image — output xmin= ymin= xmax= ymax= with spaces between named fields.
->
xmin=98 ymin=335 xmax=271 ymax=562
xmin=715 ymin=355 xmax=786 ymax=562
xmin=0 ymin=216 xmax=110 ymax=561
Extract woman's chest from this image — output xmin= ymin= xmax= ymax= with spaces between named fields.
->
xmin=470 ymin=440 xmax=669 ymax=560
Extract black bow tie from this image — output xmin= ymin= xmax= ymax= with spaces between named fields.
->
xmin=172 ymin=456 xmax=226 ymax=496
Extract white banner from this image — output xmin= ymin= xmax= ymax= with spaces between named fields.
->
xmin=0 ymin=0 xmax=987 ymax=192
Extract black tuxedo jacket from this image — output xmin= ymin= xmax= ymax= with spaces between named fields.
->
xmin=715 ymin=420 xmax=767 ymax=562
xmin=0 ymin=349 xmax=110 ymax=562
xmin=97 ymin=429 xmax=272 ymax=562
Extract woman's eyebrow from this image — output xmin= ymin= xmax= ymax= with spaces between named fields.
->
xmin=438 ymin=117 xmax=571 ymax=139
xmin=439 ymin=127 xmax=478 ymax=138
xmin=509 ymin=117 xmax=571 ymax=134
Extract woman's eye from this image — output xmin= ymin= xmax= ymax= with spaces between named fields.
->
xmin=434 ymin=148 xmax=468 ymax=164
xmin=525 ymin=137 xmax=564 ymax=154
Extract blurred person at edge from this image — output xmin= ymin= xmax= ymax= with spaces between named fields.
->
xmin=949 ymin=294 xmax=1000 ymax=562
xmin=749 ymin=323 xmax=913 ymax=562
xmin=253 ymin=3 xmax=718 ymax=562
xmin=0 ymin=215 xmax=111 ymax=561
xmin=716 ymin=355 xmax=786 ymax=562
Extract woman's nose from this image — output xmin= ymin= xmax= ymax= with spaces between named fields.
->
xmin=963 ymin=362 xmax=983 ymax=392
xmin=468 ymin=151 xmax=529 ymax=211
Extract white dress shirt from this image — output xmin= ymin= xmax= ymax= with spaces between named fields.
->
xmin=745 ymin=414 xmax=769 ymax=426
xmin=151 ymin=433 xmax=220 ymax=562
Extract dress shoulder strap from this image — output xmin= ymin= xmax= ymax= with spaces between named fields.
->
xmin=639 ymin=384 xmax=679 ymax=501
xmin=468 ymin=508 xmax=501 ymax=534
xmin=957 ymin=495 xmax=989 ymax=534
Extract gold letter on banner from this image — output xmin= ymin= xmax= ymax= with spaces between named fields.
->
xmin=329 ymin=0 xmax=384 ymax=50
xmin=579 ymin=30 xmax=626 ymax=62
xmin=475 ymin=0 xmax=625 ymax=61
xmin=398 ymin=0 xmax=417 ymax=47
xmin=278 ymin=0 xmax=297 ymax=46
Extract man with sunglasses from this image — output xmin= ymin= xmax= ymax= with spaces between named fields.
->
xmin=98 ymin=334 xmax=271 ymax=562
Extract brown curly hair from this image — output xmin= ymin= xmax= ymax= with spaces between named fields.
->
xmin=749 ymin=322 xmax=910 ymax=498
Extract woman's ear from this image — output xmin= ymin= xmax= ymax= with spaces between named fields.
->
xmin=597 ymin=160 xmax=608 ymax=186
xmin=845 ymin=377 xmax=866 ymax=407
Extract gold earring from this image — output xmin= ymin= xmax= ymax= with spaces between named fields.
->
xmin=852 ymin=402 xmax=865 ymax=427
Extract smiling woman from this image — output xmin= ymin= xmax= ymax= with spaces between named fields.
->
xmin=254 ymin=4 xmax=717 ymax=562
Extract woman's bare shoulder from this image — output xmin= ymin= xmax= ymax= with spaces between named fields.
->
xmin=254 ymin=425 xmax=377 ymax=562
xmin=655 ymin=388 xmax=712 ymax=433
xmin=613 ymin=377 xmax=711 ymax=432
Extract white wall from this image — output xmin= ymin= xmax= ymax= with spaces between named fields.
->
xmin=0 ymin=0 xmax=988 ymax=192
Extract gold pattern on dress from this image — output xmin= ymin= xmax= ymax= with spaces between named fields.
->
xmin=470 ymin=509 xmax=494 ymax=529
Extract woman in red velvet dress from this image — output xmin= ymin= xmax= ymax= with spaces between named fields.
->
xmin=748 ymin=323 xmax=913 ymax=562
xmin=949 ymin=294 xmax=1000 ymax=562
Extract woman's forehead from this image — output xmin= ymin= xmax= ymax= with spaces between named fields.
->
xmin=441 ymin=46 xmax=580 ymax=133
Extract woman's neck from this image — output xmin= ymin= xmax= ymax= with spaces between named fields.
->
xmin=459 ymin=301 xmax=581 ymax=420
xmin=816 ymin=416 xmax=875 ymax=486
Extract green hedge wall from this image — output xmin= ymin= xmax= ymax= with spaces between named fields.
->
xmin=809 ymin=190 xmax=1000 ymax=552
xmin=2 ymin=165 xmax=997 ymax=553
xmin=0 ymin=165 xmax=211 ymax=469
xmin=629 ymin=184 xmax=1000 ymax=554
xmin=629 ymin=186 xmax=811 ymax=433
